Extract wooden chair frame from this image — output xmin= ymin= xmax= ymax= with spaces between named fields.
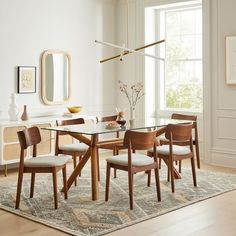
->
xmin=158 ymin=124 xmax=197 ymax=193
xmin=160 ymin=113 xmax=200 ymax=172
xmin=105 ymin=130 xmax=161 ymax=210
xmin=55 ymin=118 xmax=86 ymax=185
xmin=96 ymin=115 xmax=121 ymax=178
xmin=16 ymin=127 xmax=68 ymax=210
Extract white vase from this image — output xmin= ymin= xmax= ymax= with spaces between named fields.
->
xmin=8 ymin=93 xmax=19 ymax=121
xmin=130 ymin=106 xmax=135 ymax=121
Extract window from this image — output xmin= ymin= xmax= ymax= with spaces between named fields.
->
xmin=145 ymin=1 xmax=202 ymax=117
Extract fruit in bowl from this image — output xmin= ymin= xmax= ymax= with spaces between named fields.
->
xmin=67 ymin=106 xmax=82 ymax=113
xmin=105 ymin=122 xmax=121 ymax=129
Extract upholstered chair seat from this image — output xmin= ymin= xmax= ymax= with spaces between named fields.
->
xmin=24 ymin=156 xmax=71 ymax=168
xmin=59 ymin=143 xmax=88 ymax=152
xmin=106 ymin=153 xmax=154 ymax=167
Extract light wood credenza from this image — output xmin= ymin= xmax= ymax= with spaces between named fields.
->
xmin=0 ymin=115 xmax=91 ymax=176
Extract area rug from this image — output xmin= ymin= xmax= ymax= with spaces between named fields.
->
xmin=1 ymin=164 xmax=236 ymax=236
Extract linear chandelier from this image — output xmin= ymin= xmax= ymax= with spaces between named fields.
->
xmin=95 ymin=0 xmax=165 ymax=63
xmin=95 ymin=39 xmax=165 ymax=63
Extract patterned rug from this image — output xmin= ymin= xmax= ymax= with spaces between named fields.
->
xmin=1 ymin=163 xmax=236 ymax=236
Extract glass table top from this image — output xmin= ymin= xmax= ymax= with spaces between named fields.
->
xmin=44 ymin=118 xmax=192 ymax=135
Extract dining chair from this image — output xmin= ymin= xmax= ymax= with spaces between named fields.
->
xmin=105 ymin=130 xmax=161 ymax=210
xmin=16 ymin=127 xmax=70 ymax=209
xmin=55 ymin=118 xmax=88 ymax=186
xmin=96 ymin=115 xmax=122 ymax=179
xmin=159 ymin=113 xmax=200 ymax=172
xmin=154 ymin=123 xmax=197 ymax=193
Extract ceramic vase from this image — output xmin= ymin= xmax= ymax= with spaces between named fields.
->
xmin=21 ymin=105 xmax=29 ymax=121
xmin=130 ymin=106 xmax=135 ymax=121
xmin=8 ymin=93 xmax=19 ymax=121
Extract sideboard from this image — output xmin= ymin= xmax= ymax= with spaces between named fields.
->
xmin=0 ymin=115 xmax=92 ymax=176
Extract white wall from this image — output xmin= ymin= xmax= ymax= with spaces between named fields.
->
xmin=0 ymin=0 xmax=117 ymax=118
xmin=209 ymin=0 xmax=236 ymax=167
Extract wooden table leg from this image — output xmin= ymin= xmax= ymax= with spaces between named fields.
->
xmin=62 ymin=147 xmax=91 ymax=192
xmin=162 ymin=159 xmax=181 ymax=179
xmin=91 ymin=134 xmax=99 ymax=200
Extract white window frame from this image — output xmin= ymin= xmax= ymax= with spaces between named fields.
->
xmin=144 ymin=0 xmax=203 ymax=119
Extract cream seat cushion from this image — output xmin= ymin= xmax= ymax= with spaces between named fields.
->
xmin=156 ymin=145 xmax=191 ymax=155
xmin=59 ymin=143 xmax=88 ymax=152
xmin=24 ymin=155 xmax=71 ymax=168
xmin=106 ymin=154 xmax=154 ymax=166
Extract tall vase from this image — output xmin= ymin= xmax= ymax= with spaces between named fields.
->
xmin=130 ymin=106 xmax=135 ymax=121
xmin=21 ymin=105 xmax=29 ymax=121
xmin=8 ymin=93 xmax=19 ymax=121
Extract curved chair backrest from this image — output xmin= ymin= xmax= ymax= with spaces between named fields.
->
xmin=123 ymin=130 xmax=157 ymax=150
xmin=96 ymin=115 xmax=118 ymax=123
xmin=56 ymin=118 xmax=85 ymax=126
xmin=171 ymin=113 xmax=197 ymax=121
xmin=17 ymin=126 xmax=41 ymax=150
xmin=56 ymin=118 xmax=85 ymax=136
xmin=171 ymin=113 xmax=197 ymax=128
xmin=165 ymin=124 xmax=193 ymax=142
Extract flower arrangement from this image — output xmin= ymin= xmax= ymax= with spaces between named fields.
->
xmin=118 ymin=80 xmax=144 ymax=120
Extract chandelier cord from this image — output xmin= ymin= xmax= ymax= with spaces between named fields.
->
xmin=126 ymin=0 xmax=129 ymax=48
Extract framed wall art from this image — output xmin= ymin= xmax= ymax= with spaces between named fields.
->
xmin=17 ymin=66 xmax=36 ymax=93
xmin=226 ymin=36 xmax=236 ymax=85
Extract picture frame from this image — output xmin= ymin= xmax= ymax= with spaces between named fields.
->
xmin=17 ymin=66 xmax=36 ymax=93
xmin=226 ymin=36 xmax=236 ymax=85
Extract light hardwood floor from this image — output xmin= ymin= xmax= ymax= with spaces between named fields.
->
xmin=1 ymin=157 xmax=236 ymax=236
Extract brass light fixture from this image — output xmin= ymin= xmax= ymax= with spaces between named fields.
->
xmin=95 ymin=0 xmax=165 ymax=63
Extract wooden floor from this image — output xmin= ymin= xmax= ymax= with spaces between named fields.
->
xmin=1 ymin=157 xmax=236 ymax=236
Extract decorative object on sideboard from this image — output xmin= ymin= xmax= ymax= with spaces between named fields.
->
xmin=226 ymin=36 xmax=236 ymax=84
xmin=17 ymin=66 xmax=36 ymax=93
xmin=8 ymin=93 xmax=19 ymax=121
xmin=21 ymin=105 xmax=29 ymax=121
xmin=63 ymin=106 xmax=82 ymax=117
xmin=118 ymin=80 xmax=144 ymax=121
xmin=67 ymin=106 xmax=82 ymax=113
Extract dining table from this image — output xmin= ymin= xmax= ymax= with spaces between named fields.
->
xmin=43 ymin=118 xmax=192 ymax=201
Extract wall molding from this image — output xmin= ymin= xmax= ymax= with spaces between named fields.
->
xmin=211 ymin=148 xmax=236 ymax=168
xmin=216 ymin=115 xmax=236 ymax=140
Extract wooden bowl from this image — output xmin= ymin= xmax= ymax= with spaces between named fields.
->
xmin=67 ymin=106 xmax=82 ymax=113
